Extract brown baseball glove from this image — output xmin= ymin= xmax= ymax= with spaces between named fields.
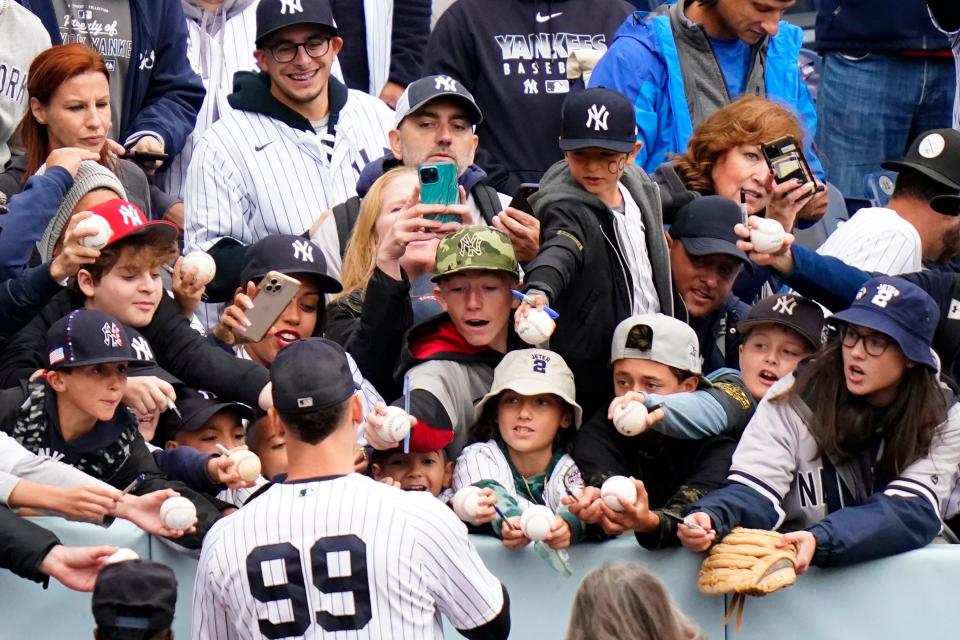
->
xmin=698 ymin=527 xmax=798 ymax=630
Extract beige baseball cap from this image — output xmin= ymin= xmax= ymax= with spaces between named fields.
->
xmin=610 ymin=314 xmax=702 ymax=375
xmin=474 ymin=349 xmax=583 ymax=427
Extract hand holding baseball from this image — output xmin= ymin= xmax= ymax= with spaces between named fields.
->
xmin=607 ymin=392 xmax=665 ymax=436
xmin=171 ymin=255 xmax=207 ymax=319
xmin=363 ymin=402 xmax=416 ymax=450
xmin=735 ymin=215 xmax=796 ymax=275
xmin=50 ymin=212 xmax=104 ymax=283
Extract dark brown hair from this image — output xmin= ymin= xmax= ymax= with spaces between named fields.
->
xmin=776 ymin=339 xmax=945 ymax=483
xmin=79 ymin=231 xmax=178 ymax=286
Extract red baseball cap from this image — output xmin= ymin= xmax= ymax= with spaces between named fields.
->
xmin=89 ymin=199 xmax=179 ymax=248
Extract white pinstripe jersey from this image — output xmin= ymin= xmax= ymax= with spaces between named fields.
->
xmin=817 ymin=207 xmax=922 ymax=275
xmin=192 ymin=473 xmax=504 ymax=639
xmin=183 ymin=90 xmax=393 ymax=281
xmin=452 ymin=441 xmax=583 ymax=513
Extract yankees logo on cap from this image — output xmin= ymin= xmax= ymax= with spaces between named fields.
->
xmin=256 ymin=0 xmax=337 ymax=46
xmin=240 ymin=234 xmax=341 ymax=294
xmin=433 ymin=225 xmax=519 ymax=282
xmin=46 ymin=310 xmax=153 ymax=371
xmin=393 ymin=74 xmax=483 ymax=129
xmin=559 ymin=87 xmax=636 ymax=153
xmin=736 ymin=293 xmax=826 ymax=352
xmin=881 ymin=128 xmax=960 ymax=192
xmin=72 ymin=199 xmax=178 ymax=251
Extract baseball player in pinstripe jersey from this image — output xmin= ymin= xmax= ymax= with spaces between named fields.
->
xmin=184 ymin=0 xmax=393 ymax=297
xmin=193 ymin=338 xmax=510 ymax=640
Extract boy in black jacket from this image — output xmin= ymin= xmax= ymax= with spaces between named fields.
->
xmin=0 ymin=309 xmax=221 ymax=549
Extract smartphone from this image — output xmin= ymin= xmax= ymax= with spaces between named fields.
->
xmin=761 ymin=136 xmax=823 ymax=192
xmin=509 ymin=183 xmax=539 ymax=216
xmin=241 ymin=271 xmax=301 ymax=343
xmin=419 ymin=162 xmax=460 ymax=223
xmin=125 ymin=149 xmax=169 ymax=163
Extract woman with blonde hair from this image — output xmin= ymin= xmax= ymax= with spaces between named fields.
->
xmin=566 ymin=563 xmax=702 ymax=640
xmin=326 ymin=166 xmax=466 ymax=398
xmin=654 ymin=96 xmax=821 ymax=230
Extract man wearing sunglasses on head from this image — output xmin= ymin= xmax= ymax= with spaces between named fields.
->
xmin=183 ymin=0 xmax=394 ymax=315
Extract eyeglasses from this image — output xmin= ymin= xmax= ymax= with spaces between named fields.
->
xmin=267 ymin=37 xmax=332 ymax=63
xmin=840 ymin=326 xmax=892 ymax=356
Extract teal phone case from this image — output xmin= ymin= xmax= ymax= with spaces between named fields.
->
xmin=419 ymin=162 xmax=460 ymax=207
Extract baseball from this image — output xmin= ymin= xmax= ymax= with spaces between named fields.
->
xmin=105 ymin=548 xmax=140 ymax=564
xmin=230 ymin=449 xmax=262 ymax=482
xmin=160 ymin=496 xmax=197 ymax=531
xmin=376 ymin=406 xmax=412 ymax=443
xmin=613 ymin=400 xmax=649 ymax=436
xmin=601 ymin=476 xmax=637 ymax=512
xmin=75 ymin=214 xmax=112 ymax=249
xmin=452 ymin=485 xmax=485 ymax=521
xmin=517 ymin=308 xmax=555 ymax=345
xmin=519 ymin=505 xmax=555 ymax=541
xmin=750 ymin=218 xmax=785 ymax=254
xmin=182 ymin=251 xmax=217 ymax=285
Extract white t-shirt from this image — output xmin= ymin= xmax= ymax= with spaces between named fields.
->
xmin=817 ymin=206 xmax=923 ymax=275
xmin=611 ymin=183 xmax=660 ymax=314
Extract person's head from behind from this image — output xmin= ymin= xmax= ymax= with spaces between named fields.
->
xmin=239 ymin=235 xmax=343 ymax=367
xmin=566 ymin=562 xmax=702 ymax=640
xmin=673 ymin=96 xmax=803 ymax=214
xmin=786 ymin=277 xmax=944 ymax=482
xmin=154 ymin=389 xmax=255 ymax=454
xmin=390 ymin=75 xmax=482 ymax=176
xmin=268 ymin=338 xmax=363 ymax=452
xmin=21 ymin=43 xmax=111 ymax=180
xmin=471 ymin=350 xmax=582 ymax=458
xmin=667 ymin=196 xmax=751 ymax=319
xmin=253 ymin=0 xmax=342 ymax=115
xmin=371 ymin=446 xmax=453 ymax=496
xmin=72 ymin=199 xmax=179 ymax=328
xmin=882 ymin=129 xmax=960 ymax=264
xmin=692 ymin=0 xmax=796 ymax=45
xmin=559 ymin=88 xmax=640 ymax=206
xmin=92 ymin=559 xmax=176 ymax=640
xmin=45 ymin=309 xmax=149 ymax=425
xmin=736 ymin=293 xmax=824 ymax=400
xmin=432 ymin=226 xmax=519 ymax=352
xmin=610 ymin=314 xmax=702 ymax=397
xmin=338 ymin=167 xmax=430 ymax=296
xmin=246 ymin=415 xmax=287 ymax=480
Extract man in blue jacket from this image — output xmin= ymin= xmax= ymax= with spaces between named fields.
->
xmin=815 ymin=0 xmax=955 ymax=198
xmin=16 ymin=0 xmax=204 ymax=168
xmin=589 ymin=0 xmax=823 ymax=204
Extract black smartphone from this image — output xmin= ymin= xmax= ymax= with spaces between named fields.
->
xmin=761 ymin=136 xmax=823 ymax=192
xmin=125 ymin=149 xmax=169 ymax=163
xmin=508 ymin=183 xmax=539 ymax=216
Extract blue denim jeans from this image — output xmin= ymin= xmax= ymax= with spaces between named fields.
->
xmin=816 ymin=52 xmax=956 ymax=197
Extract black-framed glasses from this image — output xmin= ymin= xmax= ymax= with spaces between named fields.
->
xmin=840 ymin=326 xmax=892 ymax=356
xmin=267 ymin=37 xmax=332 ymax=63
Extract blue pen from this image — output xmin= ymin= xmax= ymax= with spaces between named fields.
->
xmin=494 ymin=505 xmax=518 ymax=531
xmin=511 ymin=290 xmax=559 ymax=320
xmin=402 ymin=375 xmax=411 ymax=454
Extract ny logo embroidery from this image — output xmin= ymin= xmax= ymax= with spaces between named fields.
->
xmin=279 ymin=0 xmax=303 ymax=15
xmin=458 ymin=233 xmax=483 ymax=257
xmin=131 ymin=336 xmax=153 ymax=362
xmin=434 ymin=75 xmax=458 ymax=92
xmin=586 ymin=104 xmax=609 ymax=132
xmin=138 ymin=50 xmax=155 ymax=71
xmin=118 ymin=203 xmax=142 ymax=227
xmin=198 ymin=390 xmax=216 ymax=400
xmin=772 ymin=296 xmax=797 ymax=315
xmin=871 ymin=284 xmax=900 ymax=308
xmin=292 ymin=239 xmax=314 ymax=262
xmin=102 ymin=322 xmax=123 ymax=348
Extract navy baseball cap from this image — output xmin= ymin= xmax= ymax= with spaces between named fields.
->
xmin=92 ymin=560 xmax=177 ymax=630
xmin=394 ymin=75 xmax=482 ymax=128
xmin=271 ymin=338 xmax=359 ymax=415
xmin=240 ymin=235 xmax=342 ymax=294
xmin=737 ymin=293 xmax=826 ymax=352
xmin=668 ymin=196 xmax=752 ymax=270
xmin=828 ymin=276 xmax=939 ymax=371
xmin=154 ymin=388 xmax=256 ymax=444
xmin=559 ymin=87 xmax=637 ymax=153
xmin=255 ymin=0 xmax=337 ymax=46
xmin=46 ymin=310 xmax=152 ymax=370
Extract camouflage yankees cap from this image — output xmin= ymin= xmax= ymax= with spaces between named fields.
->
xmin=432 ymin=225 xmax=519 ymax=282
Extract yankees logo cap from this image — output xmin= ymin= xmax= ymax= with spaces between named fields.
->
xmin=256 ymin=0 xmax=337 ymax=46
xmin=271 ymin=338 xmax=359 ymax=414
xmin=46 ymin=309 xmax=152 ymax=370
xmin=559 ymin=87 xmax=637 ymax=153
xmin=394 ymin=75 xmax=483 ymax=129
xmin=93 ymin=560 xmax=177 ymax=631
xmin=91 ymin=198 xmax=179 ymax=249
xmin=240 ymin=234 xmax=342 ymax=294
xmin=881 ymin=128 xmax=960 ymax=192
xmin=736 ymin=293 xmax=826 ymax=352
xmin=610 ymin=313 xmax=703 ymax=375
xmin=474 ymin=349 xmax=583 ymax=427
xmin=154 ymin=388 xmax=256 ymax=445
xmin=828 ymin=276 xmax=939 ymax=371
xmin=432 ymin=225 xmax=519 ymax=282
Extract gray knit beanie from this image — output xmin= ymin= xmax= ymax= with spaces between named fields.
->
xmin=36 ymin=160 xmax=126 ymax=262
